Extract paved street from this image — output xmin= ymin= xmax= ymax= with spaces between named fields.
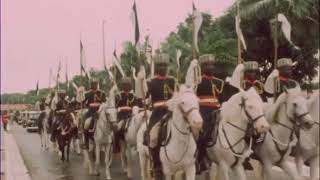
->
xmin=5 ymin=123 xmax=312 ymax=180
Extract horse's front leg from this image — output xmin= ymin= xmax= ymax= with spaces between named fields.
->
xmin=126 ymin=144 xmax=133 ymax=178
xmin=164 ymin=174 xmax=173 ymax=180
xmin=120 ymin=140 xmax=127 ymax=172
xmin=66 ymin=140 xmax=70 ymax=162
xmin=40 ymin=131 xmax=43 ymax=148
xmin=261 ymin=159 xmax=273 ymax=180
xmin=218 ymin=161 xmax=230 ymax=180
xmin=44 ymin=131 xmax=49 ymax=150
xmin=234 ymin=163 xmax=247 ymax=180
xmin=184 ymin=165 xmax=196 ymax=180
xmin=76 ymin=137 xmax=81 ymax=154
xmin=295 ymin=155 xmax=304 ymax=176
xmin=139 ymin=151 xmax=149 ymax=180
xmin=310 ymin=156 xmax=319 ymax=180
xmin=105 ymin=144 xmax=112 ymax=180
xmin=280 ymin=160 xmax=303 ymax=180
xmin=94 ymin=144 xmax=100 ymax=176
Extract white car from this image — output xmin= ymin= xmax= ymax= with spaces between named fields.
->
xmin=26 ymin=111 xmax=41 ymax=132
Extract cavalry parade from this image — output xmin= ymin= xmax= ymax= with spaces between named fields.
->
xmin=1 ymin=0 xmax=319 ymax=180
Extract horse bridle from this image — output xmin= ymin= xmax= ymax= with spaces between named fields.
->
xmin=276 ymin=102 xmax=310 ymax=132
xmin=240 ymin=98 xmax=265 ymax=126
xmin=162 ymin=103 xmax=198 ymax=165
xmin=219 ymin=98 xmax=265 ymax=167
xmin=270 ymin=101 xmax=310 ymax=165
xmin=175 ymin=103 xmax=199 ymax=135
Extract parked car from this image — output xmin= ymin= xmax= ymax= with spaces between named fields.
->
xmin=26 ymin=111 xmax=40 ymax=132
xmin=21 ymin=111 xmax=29 ymax=128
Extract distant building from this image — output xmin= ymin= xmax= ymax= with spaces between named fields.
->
xmin=0 ymin=104 xmax=31 ymax=112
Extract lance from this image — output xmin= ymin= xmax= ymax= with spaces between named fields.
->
xmin=273 ymin=0 xmax=279 ymax=101
xmin=236 ymin=1 xmax=244 ymax=88
xmin=192 ymin=3 xmax=197 ymax=84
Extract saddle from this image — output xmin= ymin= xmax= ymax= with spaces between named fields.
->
xmin=144 ymin=112 xmax=172 ymax=148
xmin=199 ymin=110 xmax=221 ymax=148
xmin=84 ymin=113 xmax=98 ymax=132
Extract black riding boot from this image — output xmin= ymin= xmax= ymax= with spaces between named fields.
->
xmin=150 ymin=147 xmax=163 ymax=180
xmin=243 ymin=157 xmax=253 ymax=170
xmin=196 ymin=139 xmax=209 ymax=174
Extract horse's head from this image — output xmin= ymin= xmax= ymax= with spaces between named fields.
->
xmin=98 ymin=103 xmax=117 ymax=124
xmin=283 ymin=88 xmax=314 ymax=129
xmin=170 ymin=85 xmax=203 ymax=131
xmin=76 ymin=86 xmax=85 ymax=102
xmin=240 ymin=88 xmax=270 ymax=133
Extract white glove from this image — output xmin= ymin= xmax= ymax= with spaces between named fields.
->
xmin=186 ymin=59 xmax=200 ymax=88
xmin=264 ymin=69 xmax=279 ymax=94
xmin=190 ymin=59 xmax=198 ymax=67
xmin=269 ymin=69 xmax=279 ymax=79
xmin=137 ymin=66 xmax=146 ymax=80
xmin=229 ymin=64 xmax=244 ymax=89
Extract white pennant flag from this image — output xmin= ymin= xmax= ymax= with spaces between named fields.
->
xmin=72 ymin=81 xmax=78 ymax=90
xmin=114 ymin=60 xmax=125 ymax=77
xmin=131 ymin=67 xmax=137 ymax=80
xmin=235 ymin=14 xmax=247 ymax=50
xmin=277 ymin=13 xmax=299 ymax=49
xmin=176 ymin=49 xmax=182 ymax=68
xmin=113 ymin=49 xmax=125 ymax=77
xmin=193 ymin=6 xmax=203 ymax=53
xmin=107 ymin=69 xmax=114 ymax=81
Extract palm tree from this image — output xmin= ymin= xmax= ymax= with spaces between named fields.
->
xmin=238 ymin=0 xmax=318 ymax=24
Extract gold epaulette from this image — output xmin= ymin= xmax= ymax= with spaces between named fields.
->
xmin=212 ymin=77 xmax=225 ymax=94
xmin=254 ymin=81 xmax=265 ymax=95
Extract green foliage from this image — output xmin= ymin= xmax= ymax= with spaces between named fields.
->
xmin=2 ymin=0 xmax=319 ymax=104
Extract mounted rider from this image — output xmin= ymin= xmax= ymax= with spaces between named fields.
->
xmin=143 ymin=53 xmax=176 ymax=180
xmin=37 ymin=97 xmax=47 ymax=132
xmin=231 ymin=61 xmax=269 ymax=102
xmin=51 ymin=90 xmax=69 ymax=142
xmin=264 ymin=58 xmax=298 ymax=100
xmin=114 ymin=77 xmax=136 ymax=152
xmin=82 ymin=79 xmax=106 ymax=150
xmin=195 ymin=54 xmax=227 ymax=173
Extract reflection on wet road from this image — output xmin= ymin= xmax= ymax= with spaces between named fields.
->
xmin=12 ymin=123 xmax=295 ymax=180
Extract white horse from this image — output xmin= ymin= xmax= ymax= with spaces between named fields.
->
xmin=137 ymin=85 xmax=203 ymax=180
xmin=254 ymin=87 xmax=314 ymax=180
xmin=136 ymin=111 xmax=152 ymax=180
xmin=295 ymin=91 xmax=319 ymax=180
xmin=207 ymin=87 xmax=270 ymax=180
xmin=83 ymin=102 xmax=117 ymax=179
xmin=71 ymin=109 xmax=86 ymax=155
xmin=116 ymin=106 xmax=148 ymax=178
xmin=159 ymin=85 xmax=203 ymax=180
xmin=39 ymin=107 xmax=51 ymax=150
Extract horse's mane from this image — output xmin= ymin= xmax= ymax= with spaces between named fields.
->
xmin=221 ymin=87 xmax=263 ymax=122
xmin=266 ymin=87 xmax=302 ymax=123
xmin=166 ymin=84 xmax=194 ymax=112
xmin=308 ymin=91 xmax=319 ymax=122
xmin=308 ymin=90 xmax=319 ymax=107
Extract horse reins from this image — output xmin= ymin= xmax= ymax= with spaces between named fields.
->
xmin=218 ymin=98 xmax=264 ymax=167
xmin=269 ymin=102 xmax=310 ymax=165
xmin=162 ymin=105 xmax=199 ymax=165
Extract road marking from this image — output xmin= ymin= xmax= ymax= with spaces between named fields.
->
xmin=3 ymin=127 xmax=31 ymax=180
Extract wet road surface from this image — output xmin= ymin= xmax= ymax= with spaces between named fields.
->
xmin=11 ymin=123 xmax=305 ymax=180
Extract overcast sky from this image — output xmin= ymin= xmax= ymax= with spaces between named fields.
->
xmin=1 ymin=0 xmax=235 ymax=94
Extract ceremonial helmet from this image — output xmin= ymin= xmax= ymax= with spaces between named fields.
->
xmin=40 ymin=97 xmax=46 ymax=103
xmin=153 ymin=53 xmax=170 ymax=65
xmin=90 ymin=78 xmax=98 ymax=89
xmin=119 ymin=77 xmax=132 ymax=90
xmin=199 ymin=54 xmax=216 ymax=65
xmin=277 ymin=58 xmax=293 ymax=69
xmin=57 ymin=89 xmax=66 ymax=99
xmin=243 ymin=61 xmax=259 ymax=71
